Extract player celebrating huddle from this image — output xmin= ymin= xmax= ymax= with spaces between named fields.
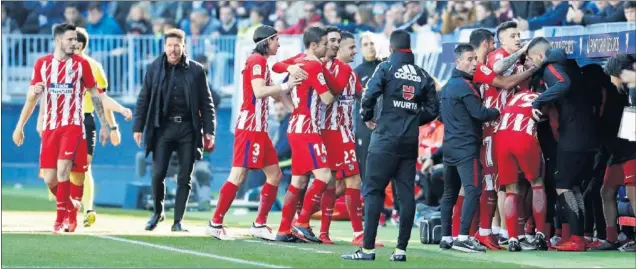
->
xmin=275 ymin=26 xmax=336 ymax=243
xmin=207 ymin=25 xmax=304 ymax=241
xmin=12 ymin=23 xmax=132 ymax=233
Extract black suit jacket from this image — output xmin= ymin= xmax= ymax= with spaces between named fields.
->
xmin=133 ymin=54 xmax=216 ymax=159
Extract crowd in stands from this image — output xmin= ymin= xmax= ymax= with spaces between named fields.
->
xmin=3 ymin=1 xmax=635 ymax=38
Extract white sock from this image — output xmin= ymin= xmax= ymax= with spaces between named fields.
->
xmin=353 ymin=231 xmax=363 ymax=238
xmin=501 ymin=229 xmax=509 ymax=239
xmin=394 ymin=248 xmax=406 ymax=255
xmin=458 ymin=234 xmax=469 ymax=241
xmin=479 ymin=228 xmax=492 ymax=236
xmin=442 ymin=236 xmax=453 ymax=243
xmin=492 ymin=226 xmax=501 ymax=235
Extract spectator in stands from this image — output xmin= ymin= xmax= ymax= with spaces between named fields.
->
xmin=193 ymin=55 xmax=222 ymax=110
xmin=214 ymin=5 xmax=238 ymax=36
xmin=86 ymin=2 xmax=124 ymax=35
xmin=268 ymin=1 xmax=288 ymax=24
xmin=107 ymin=1 xmax=134 ymax=31
xmin=461 ymin=2 xmax=499 ymax=29
xmin=279 ymin=2 xmax=321 ymax=34
xmin=624 ymin=1 xmax=636 ymax=23
xmin=441 ymin=0 xmax=475 ymax=34
xmin=323 ymin=2 xmax=340 ymax=25
xmin=189 ymin=8 xmax=220 ymax=36
xmin=64 ymin=4 xmax=86 ymax=28
xmin=398 ymin=1 xmax=428 ymax=32
xmin=514 ymin=1 xmax=568 ymax=31
xmin=20 ymin=1 xmax=63 ymax=34
xmin=496 ymin=1 xmax=514 ymax=23
xmin=126 ymin=3 xmax=152 ymax=35
xmin=373 ymin=3 xmax=388 ymax=32
xmin=568 ymin=0 xmax=626 ymax=25
xmin=566 ymin=1 xmax=602 ymax=25
xmin=509 ymin=1 xmax=546 ymax=19
xmin=274 ymin=19 xmax=288 ymax=33
xmin=238 ymin=7 xmax=265 ymax=37
xmin=2 ymin=5 xmax=20 ymax=34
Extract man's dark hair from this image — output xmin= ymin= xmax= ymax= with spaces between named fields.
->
xmin=496 ymin=21 xmax=517 ymax=41
xmin=65 ymin=4 xmax=79 ymax=11
xmin=76 ymin=27 xmax=89 ymax=50
xmin=88 ymin=2 xmax=101 ymax=12
xmin=252 ymin=25 xmax=278 ymax=55
xmin=164 ymin=29 xmax=186 ymax=41
xmin=625 ymin=1 xmax=636 ymax=9
xmin=340 ymin=31 xmax=354 ymax=41
xmin=390 ymin=29 xmax=411 ymax=50
xmin=53 ymin=23 xmax=76 ymax=38
xmin=469 ymin=28 xmax=494 ymax=49
xmin=454 ymin=43 xmax=474 ymax=59
xmin=605 ymin=54 xmax=636 ymax=77
xmin=325 ymin=26 xmax=341 ymax=35
xmin=303 ymin=26 xmax=327 ymax=49
xmin=526 ymin=37 xmax=550 ymax=52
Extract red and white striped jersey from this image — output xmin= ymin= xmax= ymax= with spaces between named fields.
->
xmin=320 ymin=58 xmax=349 ymax=131
xmin=287 ymin=59 xmax=330 ymax=135
xmin=236 ymin=53 xmax=272 ymax=132
xmin=495 ymin=90 xmax=539 ymax=138
xmin=31 ymin=54 xmax=97 ymax=131
xmin=336 ymin=65 xmax=362 ymax=143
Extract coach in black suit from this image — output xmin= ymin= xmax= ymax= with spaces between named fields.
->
xmin=133 ymin=29 xmax=216 ymax=232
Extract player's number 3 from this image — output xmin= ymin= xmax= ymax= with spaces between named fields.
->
xmin=252 ymin=143 xmax=260 ymax=156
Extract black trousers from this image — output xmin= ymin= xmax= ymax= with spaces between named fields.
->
xmin=151 ymin=121 xmax=196 ymax=224
xmin=362 ymin=151 xmax=416 ymax=251
xmin=440 ymin=158 xmax=482 ymax=237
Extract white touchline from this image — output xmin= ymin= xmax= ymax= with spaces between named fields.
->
xmin=93 ymin=235 xmax=289 ymax=268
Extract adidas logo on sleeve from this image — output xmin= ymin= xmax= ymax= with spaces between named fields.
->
xmin=394 ymin=64 xmax=422 ymax=82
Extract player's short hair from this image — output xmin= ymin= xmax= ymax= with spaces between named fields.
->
xmin=625 ymin=1 xmax=636 ymax=9
xmin=65 ymin=3 xmax=80 ymax=11
xmin=495 ymin=21 xmax=517 ymax=41
xmin=390 ymin=29 xmax=411 ymax=50
xmin=53 ymin=23 xmax=76 ymax=38
xmin=526 ymin=37 xmax=551 ymax=53
xmin=303 ymin=26 xmax=327 ymax=49
xmin=454 ymin=43 xmax=474 ymax=60
xmin=76 ymin=27 xmax=89 ymax=50
xmin=340 ymin=31 xmax=354 ymax=41
xmin=469 ymin=28 xmax=494 ymax=49
xmin=605 ymin=54 xmax=636 ymax=77
xmin=252 ymin=25 xmax=278 ymax=55
xmin=325 ymin=26 xmax=341 ymax=35
xmin=164 ymin=29 xmax=186 ymax=41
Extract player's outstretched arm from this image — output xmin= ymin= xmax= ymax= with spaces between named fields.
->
xmin=252 ymin=76 xmax=303 ymax=99
xmin=360 ymin=63 xmax=388 ymax=122
xmin=89 ymin=87 xmax=132 ymax=125
xmin=322 ymin=63 xmax=351 ymax=95
xmin=491 ymin=66 xmax=538 ymax=90
xmin=272 ymin=53 xmax=305 ymax=74
xmin=462 ymin=90 xmax=500 ymax=122
xmin=532 ymin=64 xmax=571 ymax=109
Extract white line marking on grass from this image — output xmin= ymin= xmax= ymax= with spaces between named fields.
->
xmin=93 ymin=235 xmax=289 ymax=268
xmin=244 ymin=239 xmax=334 ymax=254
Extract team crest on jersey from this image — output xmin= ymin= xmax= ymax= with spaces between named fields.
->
xmin=253 ymin=64 xmax=262 ymax=76
xmin=321 ymin=155 xmax=327 ymax=163
xmin=348 ymin=163 xmax=354 ymax=171
xmin=318 ymin=73 xmax=326 ymax=85
xmin=495 ymin=53 xmax=504 ymax=60
xmin=402 ymin=85 xmax=415 ymax=100
xmin=252 ymin=156 xmax=258 ymax=163
xmin=480 ymin=65 xmax=492 ymax=75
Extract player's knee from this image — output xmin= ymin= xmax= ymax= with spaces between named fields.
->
xmin=505 ymin=183 xmax=519 ymax=194
xmin=291 ymin=176 xmax=309 ymax=189
xmin=600 ymin=185 xmax=617 ymax=201
xmin=228 ymin=167 xmax=248 ymax=185
xmin=345 ymin=175 xmax=361 ymax=189
xmin=69 ymin=172 xmax=85 ymax=185
xmin=530 ymin=177 xmax=544 ymax=187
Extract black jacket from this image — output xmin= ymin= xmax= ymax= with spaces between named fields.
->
xmin=133 ymin=54 xmax=216 ymax=159
xmin=354 ymin=58 xmax=383 ymax=144
xmin=361 ymin=51 xmax=439 ymax=158
xmin=440 ymin=69 xmax=499 ymax=165
xmin=531 ymin=49 xmax=598 ymax=152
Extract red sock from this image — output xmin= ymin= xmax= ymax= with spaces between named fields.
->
xmin=319 ymin=187 xmax=336 ymax=234
xmin=606 ymin=225 xmax=618 ymax=243
xmin=278 ymin=185 xmax=301 ymax=234
xmin=68 ymin=181 xmax=83 ymax=223
xmin=517 ymin=195 xmax=526 ymax=236
xmin=49 ymin=185 xmax=58 ymax=196
xmin=255 ymin=182 xmax=278 ymax=225
xmin=479 ymin=190 xmax=496 ymax=231
xmin=296 ymin=180 xmax=328 ymax=225
xmin=346 ymin=188 xmax=363 ymax=233
xmin=531 ymin=186 xmax=547 ymax=235
xmin=212 ymin=182 xmax=239 ymax=224
xmin=562 ymin=223 xmax=571 ymax=241
xmin=55 ymin=181 xmax=70 ymax=224
xmin=452 ymin=195 xmax=464 ymax=237
xmin=504 ymin=193 xmax=520 ymax=240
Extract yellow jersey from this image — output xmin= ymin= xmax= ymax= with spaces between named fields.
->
xmin=83 ymin=56 xmax=108 ymax=114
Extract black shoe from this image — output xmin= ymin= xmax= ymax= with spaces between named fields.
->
xmin=171 ymin=222 xmax=188 ymax=232
xmin=292 ymin=225 xmax=321 ymax=243
xmin=275 ymin=233 xmax=300 ymax=243
xmin=497 ymin=235 xmax=509 ymax=246
xmin=533 ymin=233 xmax=548 ymax=251
xmin=341 ymin=249 xmax=375 ymax=261
xmin=451 ymin=238 xmax=487 ymax=253
xmin=508 ymin=240 xmax=522 ymax=252
xmin=440 ymin=240 xmax=453 ymax=250
xmin=519 ymin=238 xmax=537 ymax=250
xmin=390 ymin=252 xmax=406 ymax=262
xmin=145 ymin=214 xmax=165 ymax=231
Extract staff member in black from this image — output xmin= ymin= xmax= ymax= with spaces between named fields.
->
xmin=438 ymin=44 xmax=499 ymax=253
xmin=341 ymin=30 xmax=439 ymax=262
xmin=133 ymin=29 xmax=216 ymax=232
xmin=526 ymin=37 xmax=598 ymax=251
